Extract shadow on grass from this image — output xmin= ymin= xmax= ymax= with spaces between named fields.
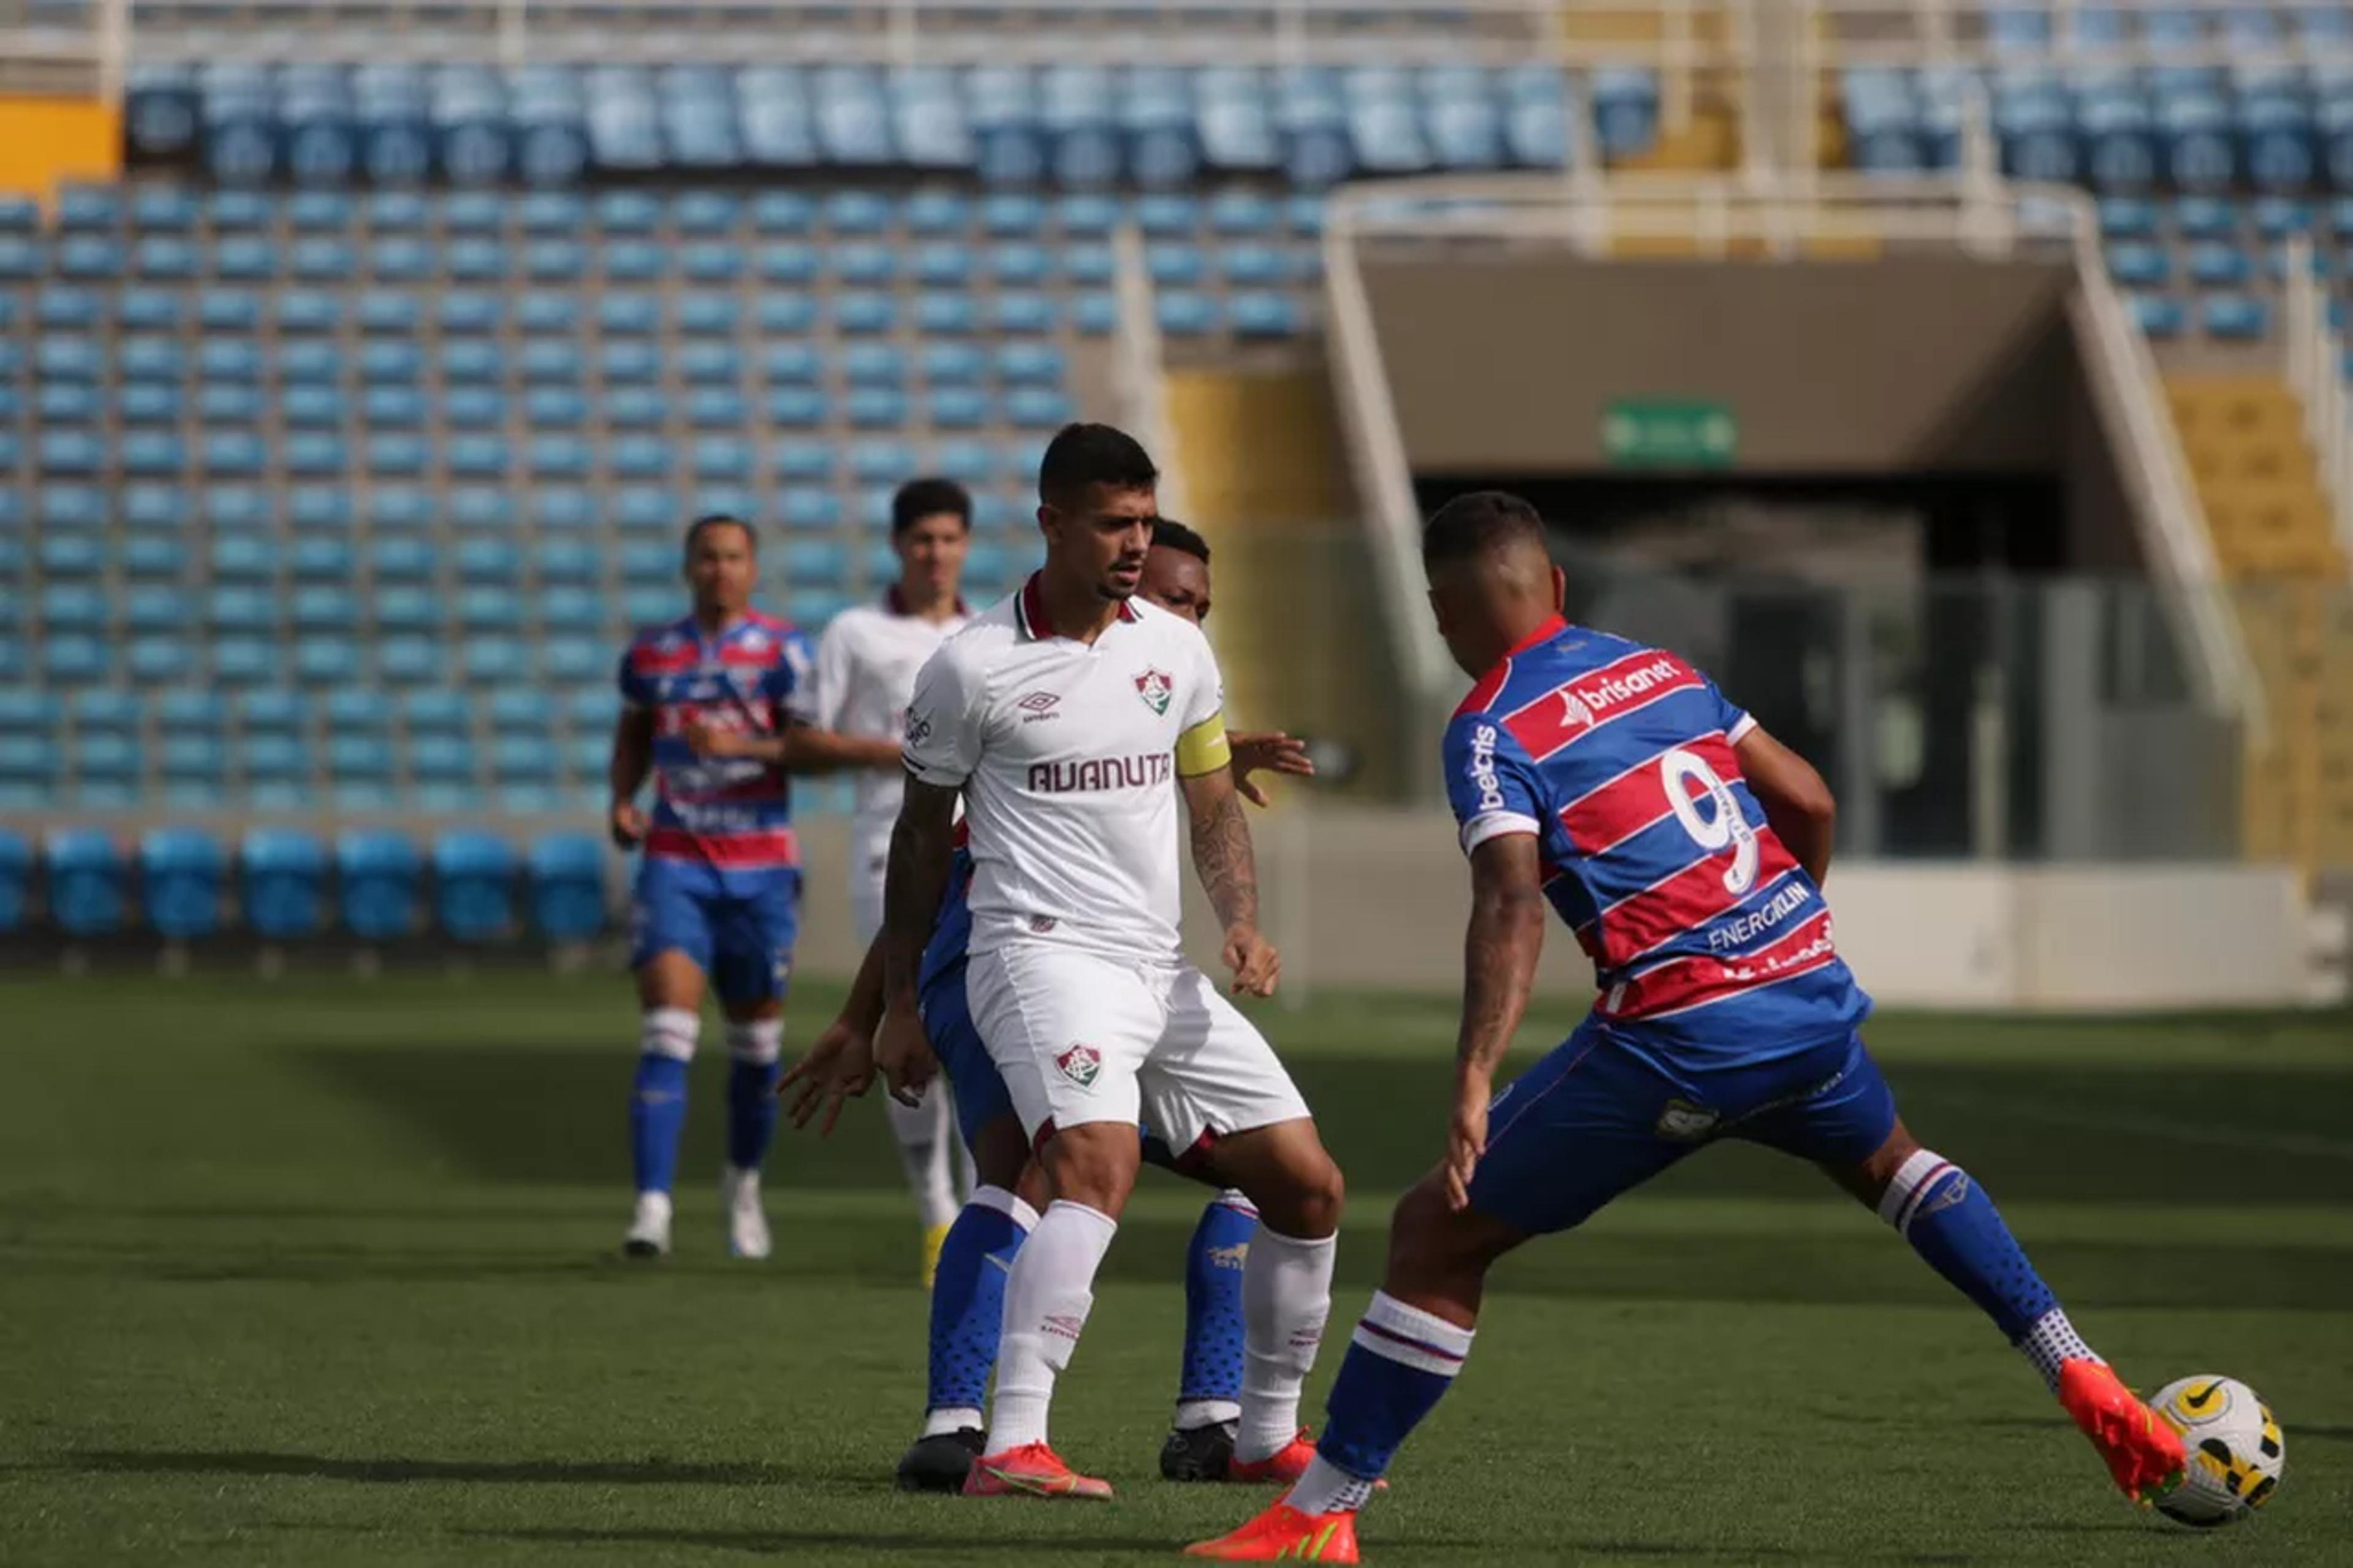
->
xmin=66 ymin=1449 xmax=872 ymax=1488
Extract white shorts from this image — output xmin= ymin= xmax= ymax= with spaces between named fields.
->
xmin=964 ymin=941 xmax=1311 ymax=1156
xmin=847 ymin=824 xmax=891 ymax=947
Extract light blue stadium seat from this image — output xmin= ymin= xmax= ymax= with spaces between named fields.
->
xmin=2253 ymin=198 xmax=2314 ymax=240
xmin=743 ymin=189 xmax=814 ymax=235
xmin=599 ymin=341 xmax=660 ymax=384
xmin=915 ymin=293 xmax=979 ymax=336
xmin=920 ymin=342 xmax=987 ymax=387
xmin=441 ymin=340 xmax=502 ymax=385
xmin=1005 ymin=387 xmax=1073 ymax=430
xmin=294 ymin=634 xmax=360 ymax=685
xmin=1231 ymin=292 xmax=1304 ymax=339
xmin=602 ymin=239 xmax=665 ymax=281
xmin=602 ymin=386 xmax=662 ymax=429
xmin=200 ymin=430 xmax=265 ymax=477
xmin=766 ymin=387 xmax=829 ymax=429
xmin=2187 ymin=241 xmax=2253 ymax=287
xmin=846 ymin=388 xmax=909 ymax=430
xmin=540 ymin=636 xmax=604 ymax=686
xmin=920 ymin=387 xmax=982 ymax=428
xmin=241 ymin=828 xmax=328 ymax=939
xmin=691 ymin=436 xmax=752 ymax=481
xmin=754 ymin=241 xmax=820 ymax=286
xmin=993 ymin=293 xmax=1055 ymax=335
xmin=336 ymin=831 xmax=420 ymax=939
xmin=771 ymin=487 xmax=837 ymax=532
xmin=377 ymin=635 xmax=444 ymax=684
xmin=613 ymin=490 xmax=675 ymax=533
xmin=133 ymin=234 xmax=196 ymax=278
xmin=161 ymin=729 xmax=229 ymax=798
xmin=425 ymin=831 xmax=514 ymax=939
xmin=539 ymin=586 xmax=605 ymax=631
xmin=45 ymin=830 xmax=127 ymax=938
xmin=37 ymin=286 xmax=100 ymax=328
xmin=2202 ymin=294 xmax=2268 ymax=339
xmin=360 ymin=378 xmax=423 ymax=425
xmin=525 ymin=834 xmax=606 ymax=941
xmin=523 ymin=433 xmax=588 ymax=480
xmin=138 ymin=828 xmax=227 ymax=940
xmin=197 ymin=289 xmax=259 ymax=333
xmin=687 ymin=388 xmax=748 ymax=430
xmin=292 ymin=584 xmax=357 ymax=631
xmin=40 ymin=382 xmax=100 ymax=423
xmin=212 ymin=233 xmax=276 ymax=281
xmin=117 ymin=289 xmax=180 ymax=333
xmin=524 ymin=238 xmax=586 ymax=281
xmin=278 ymin=338 xmax=343 ymax=384
xmin=290 ymin=532 xmax=353 ymax=578
xmin=678 ymin=341 xmax=742 ymax=385
xmin=672 ymin=293 xmax=737 ymax=338
xmin=932 ymin=437 xmax=995 ymax=487
xmin=771 ymin=441 xmax=833 ymax=483
xmin=2172 ymin=196 xmax=2240 ymax=239
xmin=368 ymin=237 xmax=431 ymax=281
xmin=290 ymin=237 xmax=356 ymax=280
xmin=680 ymin=242 xmax=740 ymax=284
xmin=2107 ymin=242 xmax=2170 ymax=286
xmin=374 ymin=585 xmax=436 ymax=633
xmin=612 ymin=435 xmax=673 ymax=481
xmin=1156 ymin=292 xmax=1219 ymax=337
xmin=438 ymin=290 xmax=501 ymax=335
xmin=197 ymin=385 xmax=262 ymax=426
xmin=37 ymin=336 xmax=101 ymax=382
xmin=528 ymin=387 xmax=588 ymax=429
xmin=1148 ymin=242 xmax=1205 ymax=286
xmin=457 ymin=537 xmax=521 ymax=585
xmin=40 ymin=533 xmax=107 ymax=579
xmin=532 ymin=493 xmax=596 ymax=536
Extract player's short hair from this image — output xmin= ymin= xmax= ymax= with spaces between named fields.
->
xmin=683 ymin=513 xmax=757 ymax=556
xmin=891 ymin=477 xmax=972 ymax=536
xmin=1039 ymin=422 xmax=1158 ymax=510
xmin=1422 ymin=490 xmax=1546 ymax=573
xmin=1150 ymin=518 xmax=1211 ymax=565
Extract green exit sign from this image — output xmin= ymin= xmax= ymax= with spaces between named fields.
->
xmin=1601 ymin=400 xmax=1738 ymax=468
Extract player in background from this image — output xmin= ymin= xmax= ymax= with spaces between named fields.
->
xmin=785 ymin=520 xmax=1318 ymax=1492
xmin=879 ymin=424 xmax=1346 ymax=1501
xmin=810 ymin=477 xmax=976 ymax=1285
xmin=1193 ymin=493 xmax=2187 ymax=1562
xmin=609 ymin=514 xmax=901 ymax=1261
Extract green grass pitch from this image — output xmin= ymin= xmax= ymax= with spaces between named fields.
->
xmin=3 ymin=972 xmax=2349 ymax=1564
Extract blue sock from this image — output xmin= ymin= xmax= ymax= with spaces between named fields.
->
xmin=1879 ymin=1148 xmax=2056 ymax=1338
xmin=925 ymin=1186 xmax=1034 ymax=1424
xmin=1308 ymin=1290 xmax=1474 ymax=1497
xmin=727 ymin=1058 xmax=782 ymax=1171
xmin=1178 ymin=1192 xmax=1257 ymax=1414
xmin=629 ymin=1053 xmax=690 ymax=1195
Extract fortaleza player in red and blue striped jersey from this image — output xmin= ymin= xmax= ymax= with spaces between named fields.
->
xmin=1192 ymin=492 xmax=2188 ymax=1564
xmin=608 ymin=515 xmax=901 ymax=1262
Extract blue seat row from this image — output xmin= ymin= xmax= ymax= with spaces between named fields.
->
xmin=0 ymin=826 xmax=609 ymax=943
xmin=130 ymin=62 xmax=1585 ymax=189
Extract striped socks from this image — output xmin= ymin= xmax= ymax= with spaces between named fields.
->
xmin=1286 ymin=1290 xmax=1473 ymax=1513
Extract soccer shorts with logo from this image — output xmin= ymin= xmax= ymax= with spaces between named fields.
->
xmin=629 ymin=857 xmax=800 ymax=1007
xmin=964 ymin=942 xmax=1310 ymax=1154
xmin=919 ymin=956 xmax=1014 ymax=1151
xmin=1466 ymin=1022 xmax=1898 ymax=1236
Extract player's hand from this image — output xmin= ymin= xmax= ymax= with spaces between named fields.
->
xmin=779 ymin=1017 xmax=875 ymax=1135
xmin=1442 ymin=1073 xmax=1490 ymax=1211
xmin=873 ymin=1000 xmax=941 ymax=1107
xmin=1221 ymin=923 xmax=1280 ymax=998
xmin=681 ymin=718 xmax=754 ymax=760
xmin=608 ymin=800 xmax=648 ymax=850
xmin=1229 ymin=730 xmax=1316 ymax=808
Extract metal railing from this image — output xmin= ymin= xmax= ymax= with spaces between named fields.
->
xmin=1316 ymin=172 xmax=2265 ymax=755
xmin=2283 ymin=238 xmax=2353 ymax=568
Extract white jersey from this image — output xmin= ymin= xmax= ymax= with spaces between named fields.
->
xmin=904 ymin=573 xmax=1229 ymax=964
xmin=811 ymin=589 xmax=973 ymax=848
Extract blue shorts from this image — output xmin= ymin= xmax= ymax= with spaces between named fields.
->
xmin=1466 ymin=1024 xmax=1897 ymax=1236
xmin=629 ymin=857 xmax=800 ymax=1006
xmin=920 ymin=959 xmax=1014 ymax=1151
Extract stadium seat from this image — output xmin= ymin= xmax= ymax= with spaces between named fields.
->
xmin=432 ymin=832 xmax=517 ymax=942
xmin=0 ymin=830 xmax=27 ymax=933
xmin=45 ymin=830 xmax=127 ymax=939
xmin=241 ymin=829 xmax=328 ymax=940
xmin=337 ymin=831 xmax=422 ymax=940
xmin=526 ymin=834 xmax=607 ymax=940
xmin=140 ymin=827 xmax=228 ymax=941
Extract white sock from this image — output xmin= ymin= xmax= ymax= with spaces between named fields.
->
xmin=640 ymin=1007 xmax=699 ymax=1062
xmin=1174 ymin=1397 xmax=1240 ymax=1430
xmin=988 ymin=1200 xmax=1118 ymax=1453
xmin=923 ymin=1406 xmax=983 ymax=1437
xmin=886 ymin=1085 xmax=960 ymax=1229
xmin=1287 ymin=1452 xmax=1377 ymax=1515
xmin=1236 ymin=1226 xmax=1336 ymax=1464
xmin=2018 ymin=1307 xmax=2101 ymax=1392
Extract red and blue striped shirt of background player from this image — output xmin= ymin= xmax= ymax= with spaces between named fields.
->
xmin=1442 ymin=615 xmax=1871 ymax=1059
xmin=616 ymin=611 xmax=817 ymax=873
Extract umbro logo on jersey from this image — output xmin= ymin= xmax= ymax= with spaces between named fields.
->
xmin=1055 ymin=1043 xmax=1102 ymax=1089
xmin=1133 ymin=668 xmax=1173 ymax=715
xmin=1016 ymin=690 xmax=1062 ymax=722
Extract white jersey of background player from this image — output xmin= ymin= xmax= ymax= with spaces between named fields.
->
xmin=874 ymin=422 xmax=1347 ymax=1499
xmin=809 ymin=477 xmax=974 ymax=1281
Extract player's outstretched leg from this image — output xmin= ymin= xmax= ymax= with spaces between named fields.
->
xmin=887 ymin=1088 xmax=962 ymax=1287
xmin=1189 ymin=1178 xmax=1521 ymax=1563
xmin=720 ymin=1013 xmax=782 ymax=1260
xmin=1852 ymin=1127 xmax=2186 ymax=1503
xmin=1205 ymin=1120 xmax=1344 ymax=1486
xmin=624 ymin=1006 xmax=699 ymax=1257
xmin=1161 ymin=1189 xmax=1257 ymax=1481
xmin=896 ymin=1181 xmax=1036 ymax=1492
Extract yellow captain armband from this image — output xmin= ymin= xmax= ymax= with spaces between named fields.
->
xmin=1175 ymin=711 xmax=1232 ymax=777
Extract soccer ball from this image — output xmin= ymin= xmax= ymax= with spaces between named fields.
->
xmin=2150 ymin=1375 xmax=2283 ymax=1528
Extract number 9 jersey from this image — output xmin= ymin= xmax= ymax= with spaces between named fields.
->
xmin=1442 ymin=615 xmax=1870 ymax=1061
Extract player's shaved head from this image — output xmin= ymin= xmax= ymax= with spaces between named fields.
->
xmin=1422 ymin=491 xmax=1566 ymax=680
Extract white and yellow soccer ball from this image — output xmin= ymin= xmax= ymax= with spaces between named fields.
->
xmin=2150 ymin=1375 xmax=2283 ymax=1528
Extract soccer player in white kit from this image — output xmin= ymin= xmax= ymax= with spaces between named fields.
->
xmin=810 ymin=477 xmax=974 ymax=1282
xmin=875 ymin=423 xmax=1347 ymax=1499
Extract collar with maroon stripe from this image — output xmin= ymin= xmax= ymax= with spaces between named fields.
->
xmin=1015 ymin=571 xmax=1140 ymax=641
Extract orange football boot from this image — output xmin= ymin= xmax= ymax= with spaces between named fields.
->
xmin=1184 ymin=1500 xmax=1360 ymax=1562
xmin=959 ymin=1441 xmax=1113 ymax=1500
xmin=2056 ymin=1358 xmax=2187 ymax=1504
xmin=1226 ymin=1430 xmax=1319 ymax=1485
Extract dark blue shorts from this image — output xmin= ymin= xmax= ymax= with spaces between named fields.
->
xmin=920 ymin=960 xmax=1014 ymax=1152
xmin=1466 ymin=1023 xmax=1898 ymax=1236
xmin=629 ymin=857 xmax=800 ymax=1006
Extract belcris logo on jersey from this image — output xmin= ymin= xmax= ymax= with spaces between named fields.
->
xmin=1133 ymin=667 xmax=1173 ymax=715
xmin=1466 ymin=723 xmax=1506 ymax=812
xmin=1026 ymin=753 xmax=1175 ymax=793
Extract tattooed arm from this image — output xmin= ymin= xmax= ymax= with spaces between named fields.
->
xmin=1441 ymin=832 xmax=1548 ymax=1210
xmin=1179 ymin=762 xmax=1277 ymax=997
xmin=873 ymin=776 xmax=958 ymax=1102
